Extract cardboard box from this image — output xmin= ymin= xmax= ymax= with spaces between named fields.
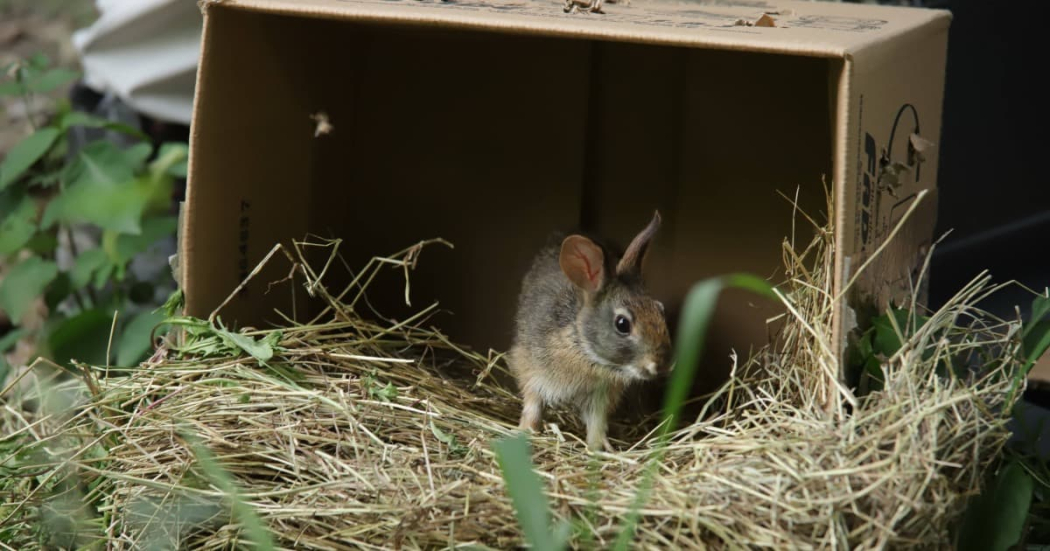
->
xmin=180 ymin=0 xmax=949 ymax=387
xmin=1030 ymin=349 xmax=1050 ymax=390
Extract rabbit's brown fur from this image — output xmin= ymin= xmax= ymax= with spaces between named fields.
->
xmin=509 ymin=212 xmax=672 ymax=450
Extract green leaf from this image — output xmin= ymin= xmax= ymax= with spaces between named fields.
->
xmin=661 ymin=274 xmax=773 ymax=437
xmin=0 ymin=186 xmax=22 ymax=216
xmin=181 ymin=430 xmax=276 ymax=551
xmin=0 ymin=328 xmax=26 ymax=354
xmin=161 ymin=316 xmax=280 ymax=364
xmin=28 ymin=53 xmax=51 ymax=70
xmin=41 ymin=142 xmax=157 ymax=233
xmin=44 ymin=272 xmax=71 ymax=310
xmin=0 ymin=127 xmax=61 ymax=190
xmin=957 ymin=461 xmax=1034 ymax=551
xmin=723 ymin=273 xmax=780 ymax=300
xmin=218 ymin=331 xmax=274 ymax=363
xmin=116 ymin=309 xmax=164 ymax=367
xmin=26 ymin=68 xmax=79 ymax=94
xmin=862 ymin=357 xmax=885 ymax=393
xmin=430 ymin=422 xmax=455 ymax=445
xmin=613 ymin=273 xmax=775 ymax=550
xmin=113 ymin=216 xmax=177 ymax=265
xmin=92 ymin=262 xmax=115 ymax=291
xmin=60 ymin=111 xmax=106 ymax=130
xmin=0 ymin=257 xmax=58 ymax=322
xmin=871 ymin=315 xmax=903 ymax=357
xmin=0 ymin=81 xmax=23 ymax=96
xmin=213 ymin=320 xmax=275 ymax=363
xmin=372 ymin=382 xmax=398 ymax=402
xmin=0 ymin=194 xmax=37 ymax=256
xmin=24 ymin=170 xmax=61 ymax=189
xmin=23 ymin=232 xmax=58 ymax=254
xmin=59 ymin=111 xmax=148 ymax=141
xmin=169 ymin=159 xmax=188 ymax=178
xmin=70 ymin=249 xmax=109 ymax=290
xmin=492 ymin=433 xmax=568 ymax=551
xmin=151 ymin=143 xmax=189 ymax=178
xmin=261 ymin=330 xmax=282 ymax=349
xmin=0 ymin=328 xmax=27 ymax=385
xmin=1025 ymin=294 xmax=1050 ymax=341
xmin=1022 ymin=320 xmax=1050 ymax=375
xmin=871 ymin=308 xmax=931 ymax=358
xmin=45 ymin=309 xmax=113 ymax=367
xmin=156 ymin=289 xmax=184 ymax=318
xmin=430 ymin=421 xmax=467 ymax=456
xmin=263 ymin=361 xmax=304 ymax=384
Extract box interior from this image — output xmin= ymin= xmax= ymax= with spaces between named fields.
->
xmin=185 ymin=7 xmax=838 ymax=393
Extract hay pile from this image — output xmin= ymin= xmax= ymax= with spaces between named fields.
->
xmin=0 ymin=198 xmax=1024 ymax=549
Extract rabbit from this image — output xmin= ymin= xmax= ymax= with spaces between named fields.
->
xmin=508 ymin=211 xmax=673 ymax=451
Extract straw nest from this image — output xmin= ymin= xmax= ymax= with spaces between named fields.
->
xmin=0 ymin=192 xmax=1025 ymax=550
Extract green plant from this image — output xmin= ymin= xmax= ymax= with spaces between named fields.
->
xmin=612 ymin=274 xmax=775 ymax=550
xmin=851 ymin=291 xmax=1050 ymax=550
xmin=181 ymin=428 xmax=276 ymax=551
xmin=0 ymin=53 xmax=187 ymax=373
xmin=847 ymin=306 xmax=940 ymax=395
xmin=955 ymin=291 xmax=1050 ymax=551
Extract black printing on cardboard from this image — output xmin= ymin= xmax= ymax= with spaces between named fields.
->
xmin=342 ymin=0 xmax=886 ymax=32
xmin=792 ymin=16 xmax=886 ymax=33
xmin=238 ymin=200 xmax=251 ymax=298
xmin=857 ymin=102 xmax=924 ymax=253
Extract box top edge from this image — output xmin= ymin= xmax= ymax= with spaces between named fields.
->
xmin=210 ymin=0 xmax=950 ymax=59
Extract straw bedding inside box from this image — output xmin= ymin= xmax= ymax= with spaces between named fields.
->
xmin=0 ymin=194 xmax=1023 ymax=550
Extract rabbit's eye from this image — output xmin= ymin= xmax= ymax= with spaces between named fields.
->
xmin=614 ymin=314 xmax=632 ymax=335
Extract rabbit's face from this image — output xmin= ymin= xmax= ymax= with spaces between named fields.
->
xmin=579 ymin=282 xmax=672 ymax=381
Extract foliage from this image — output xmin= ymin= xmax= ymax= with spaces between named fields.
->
xmin=162 ymin=316 xmax=283 ymax=364
xmin=493 ymin=434 xmax=572 ymax=551
xmin=0 ymin=53 xmax=187 ymax=371
xmin=850 ymin=292 xmax=1050 ymax=550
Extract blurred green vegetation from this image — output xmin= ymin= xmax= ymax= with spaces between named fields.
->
xmin=0 ymin=52 xmax=186 ymax=379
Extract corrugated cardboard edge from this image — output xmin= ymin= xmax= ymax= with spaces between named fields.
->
xmin=220 ymin=0 xmax=953 ymax=61
xmin=222 ymin=0 xmax=851 ymax=58
xmin=832 ymin=55 xmax=855 ymax=364
xmin=181 ymin=1 xmax=220 ymax=318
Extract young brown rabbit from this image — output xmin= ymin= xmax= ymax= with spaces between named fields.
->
xmin=508 ymin=211 xmax=673 ymax=451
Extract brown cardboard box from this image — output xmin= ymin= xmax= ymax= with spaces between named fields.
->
xmin=180 ymin=0 xmax=950 ymax=390
xmin=1030 ymin=349 xmax=1050 ymax=390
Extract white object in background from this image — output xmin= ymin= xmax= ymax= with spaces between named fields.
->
xmin=72 ymin=0 xmax=202 ymax=125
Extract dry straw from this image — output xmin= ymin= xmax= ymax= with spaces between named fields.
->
xmin=0 ymin=191 xmax=1025 ymax=550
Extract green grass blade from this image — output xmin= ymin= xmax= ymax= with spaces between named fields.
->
xmin=492 ymin=433 xmax=567 ymax=551
xmin=613 ymin=273 xmax=775 ymax=550
xmin=182 ymin=430 xmax=275 ymax=551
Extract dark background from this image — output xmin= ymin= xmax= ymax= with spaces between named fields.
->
xmin=909 ymin=0 xmax=1050 ymax=447
xmin=921 ymin=0 xmax=1047 ymax=321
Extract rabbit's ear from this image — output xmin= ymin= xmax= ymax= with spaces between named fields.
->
xmin=560 ymin=235 xmax=606 ymax=294
xmin=617 ymin=210 xmax=661 ymax=276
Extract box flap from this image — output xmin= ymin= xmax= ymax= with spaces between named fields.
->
xmin=218 ymin=0 xmax=949 ymax=59
xmin=1031 ymin=348 xmax=1050 ymax=389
